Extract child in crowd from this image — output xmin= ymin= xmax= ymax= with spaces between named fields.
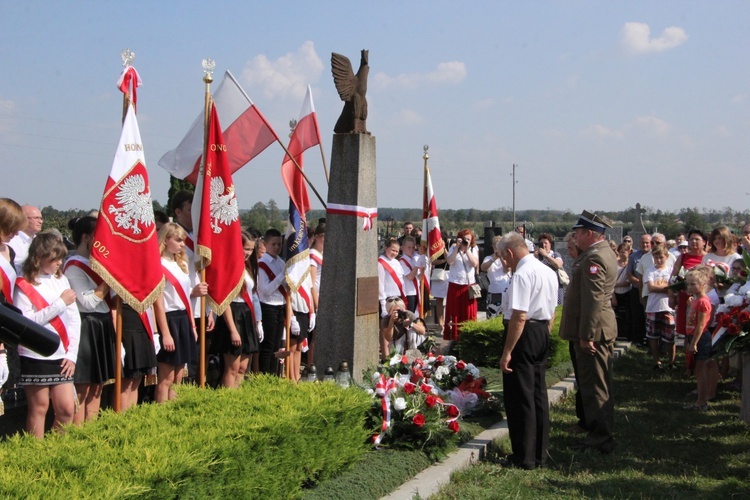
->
xmin=257 ymin=228 xmax=287 ymax=375
xmin=213 ymin=231 xmax=263 ymax=388
xmin=14 ymin=232 xmax=80 ymax=438
xmin=63 ymin=216 xmax=115 ymax=423
xmin=684 ymin=266 xmax=720 ymax=410
xmin=307 ymin=223 xmax=325 ymax=368
xmin=378 ymin=238 xmax=404 ymax=361
xmin=644 ymin=246 xmax=676 ymax=369
xmin=399 ymin=235 xmax=423 ymax=314
xmin=156 ymin=223 xmax=195 ymax=403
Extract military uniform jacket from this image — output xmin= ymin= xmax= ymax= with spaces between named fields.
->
xmin=559 ymin=239 xmax=618 ymax=343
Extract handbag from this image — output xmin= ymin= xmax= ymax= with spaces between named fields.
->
xmin=556 ymin=268 xmax=570 ymax=286
xmin=460 ymin=251 xmax=482 ymax=300
xmin=431 ymin=267 xmax=447 ymax=282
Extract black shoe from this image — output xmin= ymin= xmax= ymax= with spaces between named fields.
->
xmin=492 ymin=456 xmax=535 ymax=470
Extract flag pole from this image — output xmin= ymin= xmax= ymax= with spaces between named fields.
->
xmin=318 ymin=143 xmax=330 ymax=185
xmin=226 ymin=72 xmax=327 ymax=208
xmin=420 ymin=146 xmax=429 ymax=319
xmin=197 ymin=60 xmax=215 ymax=389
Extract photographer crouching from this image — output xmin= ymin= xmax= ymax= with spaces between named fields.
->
xmin=381 ymin=297 xmax=426 ymax=354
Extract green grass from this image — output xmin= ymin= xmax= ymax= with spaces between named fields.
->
xmin=433 ymin=346 xmax=750 ymax=499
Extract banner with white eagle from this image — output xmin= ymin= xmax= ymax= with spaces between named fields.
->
xmin=91 ymin=103 xmax=164 ymax=312
xmin=191 ymin=101 xmax=245 ymax=315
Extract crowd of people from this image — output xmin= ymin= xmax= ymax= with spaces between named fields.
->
xmin=0 ymin=192 xmax=327 ymax=438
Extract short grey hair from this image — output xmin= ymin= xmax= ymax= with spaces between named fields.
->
xmin=498 ymin=231 xmax=527 ymax=254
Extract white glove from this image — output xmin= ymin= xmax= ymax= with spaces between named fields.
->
xmin=290 ymin=316 xmax=301 ymax=337
xmin=308 ymin=313 xmax=317 ymax=332
xmin=256 ymin=321 xmax=265 ymax=343
xmin=0 ymin=353 xmax=8 ymax=387
xmin=153 ymin=333 xmax=161 ymax=356
xmin=120 ymin=344 xmax=127 ymax=365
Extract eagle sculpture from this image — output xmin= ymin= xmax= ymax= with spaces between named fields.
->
xmin=331 ymin=50 xmax=369 ymax=134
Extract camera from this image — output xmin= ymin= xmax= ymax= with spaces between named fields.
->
xmin=397 ymin=310 xmax=409 ymax=320
xmin=0 ymin=302 xmax=61 ymax=356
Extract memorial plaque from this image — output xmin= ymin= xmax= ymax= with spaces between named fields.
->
xmin=356 ymin=276 xmax=379 ymax=316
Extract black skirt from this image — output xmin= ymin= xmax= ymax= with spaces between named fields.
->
xmin=74 ymin=312 xmax=116 ymax=385
xmin=121 ymin=304 xmax=157 ymax=379
xmin=211 ymin=302 xmax=259 ymax=356
xmin=19 ymin=357 xmax=73 ymax=386
xmin=156 ymin=310 xmax=195 ymax=366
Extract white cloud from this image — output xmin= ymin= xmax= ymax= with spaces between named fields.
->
xmin=715 ymin=125 xmax=731 ymax=137
xmin=620 ymin=22 xmax=688 ymax=56
xmin=731 ymin=93 xmax=747 ymax=104
xmin=582 ymin=115 xmax=672 ymax=140
xmin=634 ymin=115 xmax=671 ymax=137
xmin=240 ymin=41 xmax=324 ymax=101
xmin=373 ymin=61 xmax=467 ymax=90
xmin=472 ymin=98 xmax=496 ymax=111
xmin=582 ymin=124 xmax=624 ymax=139
xmin=395 ymin=108 xmax=425 ymax=126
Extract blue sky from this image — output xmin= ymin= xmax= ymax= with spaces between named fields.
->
xmin=0 ymin=1 xmax=747 ymax=213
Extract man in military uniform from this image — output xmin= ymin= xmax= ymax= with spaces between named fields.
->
xmin=559 ymin=210 xmax=617 ymax=454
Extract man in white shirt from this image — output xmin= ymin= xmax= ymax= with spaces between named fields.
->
xmin=498 ymin=231 xmax=558 ymax=470
xmin=9 ymin=205 xmax=43 ymax=274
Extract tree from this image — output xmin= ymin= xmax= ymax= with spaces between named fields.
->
xmin=167 ymin=176 xmax=194 ymax=216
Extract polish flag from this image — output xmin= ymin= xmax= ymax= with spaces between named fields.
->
xmin=158 ymin=70 xmax=279 ymax=184
xmin=422 ymin=165 xmax=445 ymax=262
xmin=281 ymin=85 xmax=321 ymax=216
xmin=91 ymin=103 xmax=164 ymax=312
xmin=192 ymin=102 xmax=245 ymax=315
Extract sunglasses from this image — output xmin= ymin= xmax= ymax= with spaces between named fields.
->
xmin=386 ymin=296 xmax=402 ymax=303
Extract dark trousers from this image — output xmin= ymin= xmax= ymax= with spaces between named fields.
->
xmin=614 ymin=291 xmax=631 ymax=340
xmin=569 ymin=342 xmax=588 ymax=430
xmin=502 ymin=321 xmax=550 ymax=469
xmin=574 ymin=339 xmax=615 ymax=452
xmin=628 ymin=287 xmax=646 ymax=342
xmin=259 ymin=303 xmax=286 ymax=374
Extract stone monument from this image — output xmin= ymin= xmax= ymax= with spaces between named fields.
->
xmin=316 ymin=51 xmax=379 ymax=383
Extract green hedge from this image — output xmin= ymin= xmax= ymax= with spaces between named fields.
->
xmin=456 ymin=307 xmax=569 ymax=368
xmin=0 ymin=376 xmax=372 ymax=498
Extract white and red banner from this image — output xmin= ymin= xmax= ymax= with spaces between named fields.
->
xmin=158 ymin=70 xmax=279 ymax=184
xmin=91 ymin=103 xmax=164 ymax=313
xmin=422 ymin=165 xmax=445 ymax=262
xmin=283 ymin=86 xmax=321 ymax=305
xmin=192 ymin=102 xmax=245 ymax=315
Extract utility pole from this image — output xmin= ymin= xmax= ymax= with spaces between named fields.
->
xmin=511 ymin=164 xmax=517 ymax=229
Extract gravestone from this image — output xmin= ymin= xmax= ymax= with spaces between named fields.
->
xmin=315 ymin=134 xmax=379 ymax=383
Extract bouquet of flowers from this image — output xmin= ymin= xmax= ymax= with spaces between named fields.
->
xmin=711 ymin=290 xmax=750 ymax=356
xmin=668 ymin=267 xmax=688 ymax=292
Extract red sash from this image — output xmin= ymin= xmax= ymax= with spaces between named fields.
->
xmin=399 ymin=256 xmax=422 ymax=310
xmin=184 ymin=234 xmax=195 ymax=252
xmin=15 ymin=277 xmax=69 ymax=352
xmin=296 ymin=284 xmax=313 ymax=316
xmin=162 ymin=265 xmax=194 ymax=320
xmin=0 ymin=256 xmax=16 ymax=305
xmin=240 ymin=288 xmax=258 ymax=324
xmin=378 ymin=256 xmax=406 ymax=303
xmin=310 ymin=252 xmax=323 ymax=267
xmin=258 ymin=261 xmax=288 ymax=299
xmin=64 ymin=258 xmax=115 ymax=310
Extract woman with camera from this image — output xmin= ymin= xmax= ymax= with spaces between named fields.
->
xmin=381 ymin=296 xmax=426 ymax=353
xmin=444 ymin=229 xmax=479 ymax=341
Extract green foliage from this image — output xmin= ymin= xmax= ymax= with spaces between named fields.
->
xmin=167 ymin=176 xmax=194 ymax=216
xmin=456 ymin=307 xmax=569 ymax=369
xmin=0 ymin=376 xmax=372 ymax=498
xmin=302 ymin=449 xmax=433 ymax=500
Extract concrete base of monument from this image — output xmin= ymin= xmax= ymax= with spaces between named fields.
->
xmin=383 ymin=340 xmax=632 ymax=499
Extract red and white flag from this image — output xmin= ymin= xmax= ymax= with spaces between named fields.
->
xmin=422 ymin=165 xmax=445 ymax=262
xmin=91 ymin=103 xmax=164 ymax=312
xmin=282 ymin=85 xmax=320 ymax=217
xmin=192 ymin=102 xmax=245 ymax=315
xmin=158 ymin=70 xmax=279 ymax=184
xmin=282 ymin=86 xmax=321 ymax=304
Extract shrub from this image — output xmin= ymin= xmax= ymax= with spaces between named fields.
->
xmin=456 ymin=307 xmax=570 ymax=369
xmin=0 ymin=376 xmax=372 ymax=498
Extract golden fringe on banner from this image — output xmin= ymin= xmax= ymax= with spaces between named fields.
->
xmin=206 ymin=274 xmax=244 ymax=316
xmin=90 ymin=260 xmax=165 ymax=314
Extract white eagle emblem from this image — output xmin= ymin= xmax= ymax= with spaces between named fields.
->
xmin=108 ymin=173 xmax=155 ymax=235
xmin=210 ymin=176 xmax=239 ymax=233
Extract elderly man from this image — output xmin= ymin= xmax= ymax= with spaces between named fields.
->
xmin=498 ymin=232 xmax=558 ymax=469
xmin=559 ymin=210 xmax=618 ymax=454
xmin=8 ymin=205 xmax=43 ymax=274
xmin=626 ymin=234 xmax=651 ymax=343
